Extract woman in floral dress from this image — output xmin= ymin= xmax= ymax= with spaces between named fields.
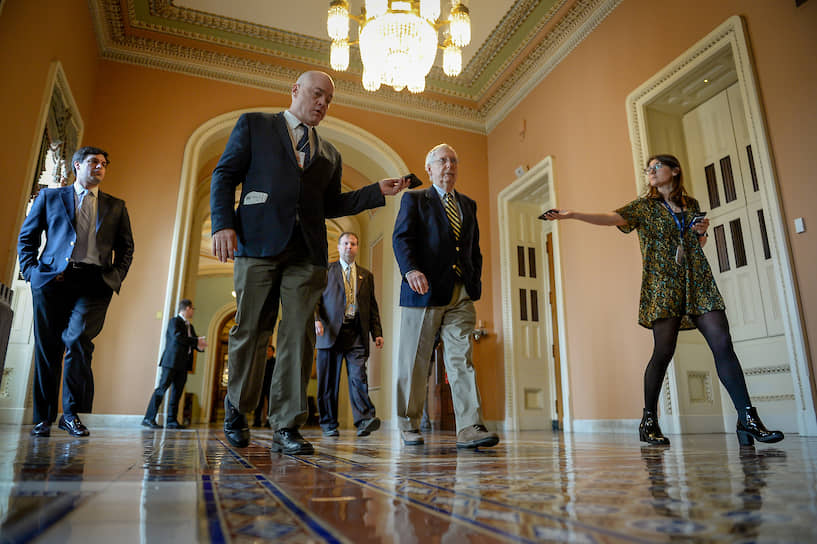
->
xmin=543 ymin=154 xmax=783 ymax=447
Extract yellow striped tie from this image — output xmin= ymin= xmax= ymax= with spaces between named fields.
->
xmin=444 ymin=193 xmax=462 ymax=277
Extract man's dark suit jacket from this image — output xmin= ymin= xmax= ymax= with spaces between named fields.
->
xmin=17 ymin=185 xmax=134 ymax=292
xmin=393 ymin=186 xmax=482 ymax=307
xmin=315 ymin=261 xmax=383 ymax=358
xmin=210 ymin=112 xmax=385 ymax=267
xmin=159 ymin=315 xmax=202 ymax=372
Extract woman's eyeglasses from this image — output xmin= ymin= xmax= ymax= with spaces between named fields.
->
xmin=643 ymin=162 xmax=665 ymax=175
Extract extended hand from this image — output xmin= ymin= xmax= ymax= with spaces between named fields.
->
xmin=542 ymin=209 xmax=572 ymax=220
xmin=374 ymin=337 xmax=384 ymax=349
xmin=406 ymin=270 xmax=429 ymax=295
xmin=197 ymin=336 xmax=208 ymax=350
xmin=379 ymin=177 xmax=411 ymax=196
xmin=212 ymin=228 xmax=237 ymax=263
xmin=315 ymin=320 xmax=324 ymax=336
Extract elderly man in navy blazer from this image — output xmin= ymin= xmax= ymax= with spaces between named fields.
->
xmin=18 ymin=146 xmax=134 ymax=438
xmin=393 ymin=143 xmax=499 ymax=449
xmin=142 ymin=299 xmax=207 ymax=429
xmin=210 ymin=71 xmax=409 ymax=454
xmin=314 ymin=231 xmax=384 ymax=438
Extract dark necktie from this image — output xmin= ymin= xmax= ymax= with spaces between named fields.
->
xmin=186 ymin=321 xmax=192 ymax=355
xmin=444 ymin=193 xmax=462 ymax=277
xmin=297 ymin=124 xmax=311 ymax=167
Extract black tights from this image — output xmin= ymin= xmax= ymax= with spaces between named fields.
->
xmin=643 ymin=310 xmax=751 ymax=414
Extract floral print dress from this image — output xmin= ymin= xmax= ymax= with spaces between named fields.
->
xmin=615 ymin=197 xmax=725 ymax=330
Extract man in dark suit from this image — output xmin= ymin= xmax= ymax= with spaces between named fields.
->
xmin=315 ymin=231 xmax=384 ymax=437
xmin=210 ymin=70 xmax=409 ymax=454
xmin=392 ymin=143 xmax=499 ymax=449
xmin=18 ymin=146 xmax=134 ymax=437
xmin=142 ymin=299 xmax=207 ymax=429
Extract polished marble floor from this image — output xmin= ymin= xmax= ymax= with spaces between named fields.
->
xmin=0 ymin=424 xmax=815 ymax=543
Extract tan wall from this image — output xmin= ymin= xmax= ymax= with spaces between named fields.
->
xmin=0 ymin=0 xmax=100 ymax=283
xmin=486 ymin=0 xmax=817 ymax=420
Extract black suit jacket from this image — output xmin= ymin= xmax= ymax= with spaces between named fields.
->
xmin=159 ymin=315 xmax=202 ymax=372
xmin=315 ymin=261 xmax=383 ymax=357
xmin=393 ymin=186 xmax=482 ymax=307
xmin=210 ymin=112 xmax=386 ymax=267
xmin=17 ymin=185 xmax=134 ymax=292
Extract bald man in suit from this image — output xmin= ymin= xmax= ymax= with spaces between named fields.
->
xmin=210 ymin=71 xmax=409 ymax=454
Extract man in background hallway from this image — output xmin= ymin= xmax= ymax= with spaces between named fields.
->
xmin=315 ymin=231 xmax=383 ymax=438
xmin=142 ymin=299 xmax=207 ymax=429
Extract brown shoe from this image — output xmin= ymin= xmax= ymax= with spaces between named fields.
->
xmin=456 ymin=424 xmax=499 ymax=449
xmin=401 ymin=429 xmax=424 ymax=446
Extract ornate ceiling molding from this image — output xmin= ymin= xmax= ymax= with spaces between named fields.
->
xmin=89 ymin=0 xmax=620 ymax=134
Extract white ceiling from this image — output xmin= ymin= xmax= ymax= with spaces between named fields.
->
xmin=174 ymin=0 xmax=516 ymax=66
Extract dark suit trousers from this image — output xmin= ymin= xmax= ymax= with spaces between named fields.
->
xmin=316 ymin=322 xmax=375 ymax=429
xmin=144 ymin=366 xmax=188 ymax=423
xmin=31 ymin=266 xmax=113 ymax=423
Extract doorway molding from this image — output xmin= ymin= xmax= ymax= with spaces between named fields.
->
xmin=625 ymin=15 xmax=817 ymax=435
xmin=497 ymin=156 xmax=571 ymax=431
xmin=200 ymin=302 xmax=236 ymax=423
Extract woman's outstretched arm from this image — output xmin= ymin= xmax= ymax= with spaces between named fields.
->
xmin=542 ymin=209 xmax=627 ymax=226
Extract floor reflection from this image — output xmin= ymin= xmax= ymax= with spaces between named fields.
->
xmin=0 ymin=425 xmax=815 ymax=543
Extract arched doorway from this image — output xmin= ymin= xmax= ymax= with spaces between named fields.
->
xmin=208 ymin=311 xmax=235 ymax=423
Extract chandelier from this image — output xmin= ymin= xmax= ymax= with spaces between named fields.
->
xmin=326 ymin=0 xmax=472 ymax=93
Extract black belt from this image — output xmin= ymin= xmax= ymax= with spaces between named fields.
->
xmin=66 ymin=262 xmax=102 ymax=271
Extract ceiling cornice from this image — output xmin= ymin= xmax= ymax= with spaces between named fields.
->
xmin=89 ymin=0 xmax=620 ymax=134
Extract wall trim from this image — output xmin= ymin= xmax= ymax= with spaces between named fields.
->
xmin=625 ymin=15 xmax=817 ymax=436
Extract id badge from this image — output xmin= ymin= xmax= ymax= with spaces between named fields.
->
xmin=675 ymin=243 xmax=685 ymax=265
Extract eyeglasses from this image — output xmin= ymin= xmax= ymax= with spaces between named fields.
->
xmin=433 ymin=157 xmax=458 ymax=166
xmin=85 ymin=157 xmax=109 ymax=168
xmin=643 ymin=162 xmax=664 ymax=175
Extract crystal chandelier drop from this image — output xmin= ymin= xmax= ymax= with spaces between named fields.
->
xmin=326 ymin=0 xmax=471 ymax=93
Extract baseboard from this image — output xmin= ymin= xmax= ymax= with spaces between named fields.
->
xmin=0 ymin=407 xmax=28 ymax=425
xmin=571 ymin=418 xmax=641 ymax=434
xmin=80 ymin=414 xmax=144 ymax=428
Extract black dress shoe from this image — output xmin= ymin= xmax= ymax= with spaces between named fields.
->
xmin=31 ymin=421 xmax=51 ymax=437
xmin=141 ymin=418 xmax=162 ymax=429
xmin=223 ymin=397 xmax=250 ymax=448
xmin=639 ymin=409 xmax=669 ymax=446
xmin=736 ymin=406 xmax=784 ymax=446
xmin=272 ymin=428 xmax=314 ymax=455
xmin=58 ymin=415 xmax=89 ymax=437
xmin=165 ymin=420 xmax=186 ymax=429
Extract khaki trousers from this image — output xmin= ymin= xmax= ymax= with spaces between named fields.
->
xmin=396 ymin=283 xmax=484 ymax=433
xmin=228 ymin=253 xmax=326 ymax=430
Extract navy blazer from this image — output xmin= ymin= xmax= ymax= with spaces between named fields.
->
xmin=159 ymin=315 xmax=202 ymax=372
xmin=315 ymin=261 xmax=383 ymax=357
xmin=210 ymin=112 xmax=386 ymax=267
xmin=393 ymin=186 xmax=482 ymax=307
xmin=17 ymin=185 xmax=134 ymax=292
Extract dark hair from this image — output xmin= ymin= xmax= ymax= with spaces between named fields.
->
xmin=177 ymin=299 xmax=193 ymax=313
xmin=71 ymin=146 xmax=110 ymax=175
xmin=644 ymin=154 xmax=691 ymax=208
xmin=338 ymin=231 xmax=358 ymax=244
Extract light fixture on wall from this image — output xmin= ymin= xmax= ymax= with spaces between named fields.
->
xmin=326 ymin=0 xmax=471 ymax=93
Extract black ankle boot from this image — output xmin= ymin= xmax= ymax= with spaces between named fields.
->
xmin=639 ymin=409 xmax=670 ymax=446
xmin=736 ymin=406 xmax=784 ymax=446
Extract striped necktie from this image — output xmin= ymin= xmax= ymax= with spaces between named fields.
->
xmin=444 ymin=193 xmax=462 ymax=277
xmin=72 ymin=190 xmax=94 ymax=261
xmin=296 ymin=124 xmax=311 ymax=167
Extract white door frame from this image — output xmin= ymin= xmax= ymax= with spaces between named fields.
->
xmin=625 ymin=15 xmax=817 ymax=435
xmin=497 ymin=157 xmax=572 ymax=431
